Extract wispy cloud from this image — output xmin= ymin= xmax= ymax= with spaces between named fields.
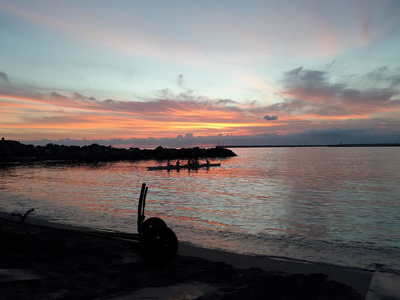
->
xmin=2 ymin=65 xmax=400 ymax=145
xmin=1 ymin=73 xmax=273 ymax=140
xmin=0 ymin=72 xmax=9 ymax=83
xmin=2 ymin=0 xmax=399 ymax=64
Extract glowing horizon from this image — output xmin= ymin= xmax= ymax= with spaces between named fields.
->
xmin=1 ymin=1 xmax=400 ymax=147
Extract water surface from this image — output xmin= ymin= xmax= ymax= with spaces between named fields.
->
xmin=1 ymin=147 xmax=399 ymax=274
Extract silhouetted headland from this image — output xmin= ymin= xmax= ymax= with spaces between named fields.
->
xmin=0 ymin=139 xmax=236 ymax=162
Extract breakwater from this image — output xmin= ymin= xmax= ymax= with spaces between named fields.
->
xmin=0 ymin=139 xmax=236 ymax=162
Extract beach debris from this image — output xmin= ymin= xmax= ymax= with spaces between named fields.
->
xmin=141 ymin=217 xmax=167 ymax=231
xmin=11 ymin=208 xmax=35 ymax=223
xmin=139 ymin=225 xmax=178 ymax=266
xmin=137 ymin=183 xmax=178 ymax=266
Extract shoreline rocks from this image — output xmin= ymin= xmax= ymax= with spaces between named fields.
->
xmin=0 ymin=139 xmax=237 ymax=162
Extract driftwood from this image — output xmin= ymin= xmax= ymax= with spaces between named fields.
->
xmin=11 ymin=208 xmax=35 ymax=223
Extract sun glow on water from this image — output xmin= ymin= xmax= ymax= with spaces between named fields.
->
xmin=1 ymin=147 xmax=399 ymax=273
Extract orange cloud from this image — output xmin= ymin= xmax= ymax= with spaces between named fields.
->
xmin=2 ymin=64 xmax=399 ymax=145
xmin=1 ymin=89 xmax=276 ymax=141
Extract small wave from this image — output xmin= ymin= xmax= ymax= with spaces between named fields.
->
xmin=175 ymin=225 xmax=400 ymax=275
xmin=369 ymin=263 xmax=400 ymax=275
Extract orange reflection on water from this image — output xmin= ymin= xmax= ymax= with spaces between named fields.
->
xmin=173 ymin=215 xmax=231 ymax=229
xmin=206 ymin=220 xmax=229 ymax=227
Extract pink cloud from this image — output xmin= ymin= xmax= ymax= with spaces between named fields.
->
xmin=1 ymin=86 xmax=274 ymax=141
xmin=2 ymin=65 xmax=400 ymax=143
xmin=273 ymin=67 xmax=400 ymax=117
xmin=3 ymin=0 xmax=398 ymax=65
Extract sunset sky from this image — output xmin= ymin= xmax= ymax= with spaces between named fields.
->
xmin=1 ymin=0 xmax=400 ymax=147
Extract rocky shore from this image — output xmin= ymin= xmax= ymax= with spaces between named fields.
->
xmin=0 ymin=213 xmax=365 ymax=299
xmin=0 ymin=139 xmax=236 ymax=162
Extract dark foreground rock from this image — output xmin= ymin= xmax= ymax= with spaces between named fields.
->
xmin=0 ymin=139 xmax=236 ymax=162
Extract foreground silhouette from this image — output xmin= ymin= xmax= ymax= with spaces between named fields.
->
xmin=137 ymin=183 xmax=178 ymax=266
xmin=0 ymin=216 xmax=364 ymax=299
xmin=0 ymin=139 xmax=236 ymax=162
xmin=11 ymin=208 xmax=34 ymax=224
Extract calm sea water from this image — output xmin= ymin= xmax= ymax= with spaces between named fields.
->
xmin=1 ymin=147 xmax=399 ymax=274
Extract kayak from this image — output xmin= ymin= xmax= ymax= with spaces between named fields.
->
xmin=147 ymin=163 xmax=221 ymax=171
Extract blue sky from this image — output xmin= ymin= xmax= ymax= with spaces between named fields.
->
xmin=1 ymin=0 xmax=400 ymax=147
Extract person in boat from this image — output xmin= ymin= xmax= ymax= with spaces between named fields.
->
xmin=167 ymin=159 xmax=171 ymax=168
xmin=206 ymin=159 xmax=210 ymax=166
xmin=176 ymin=160 xmax=180 ymax=167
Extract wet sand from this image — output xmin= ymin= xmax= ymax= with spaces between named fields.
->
xmin=0 ymin=212 xmax=369 ymax=299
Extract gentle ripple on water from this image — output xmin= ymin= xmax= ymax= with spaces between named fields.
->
xmin=0 ymin=147 xmax=399 ymax=273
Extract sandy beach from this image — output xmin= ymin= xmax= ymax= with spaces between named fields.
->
xmin=0 ymin=211 xmax=372 ymax=299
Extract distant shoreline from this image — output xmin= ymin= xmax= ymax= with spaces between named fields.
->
xmin=224 ymin=143 xmax=400 ymax=148
xmin=0 ymin=139 xmax=237 ymax=162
